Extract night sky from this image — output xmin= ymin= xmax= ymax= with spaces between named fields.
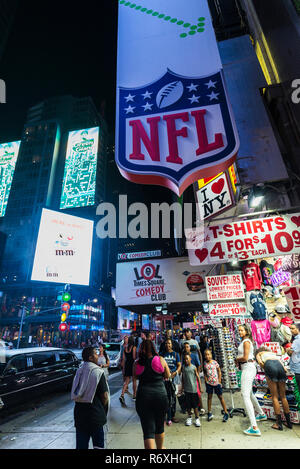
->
xmin=0 ymin=0 xmax=118 ymax=142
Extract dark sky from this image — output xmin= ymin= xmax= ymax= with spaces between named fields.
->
xmin=0 ymin=0 xmax=118 ymax=142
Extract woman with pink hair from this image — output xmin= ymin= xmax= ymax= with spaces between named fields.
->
xmin=133 ymin=339 xmax=171 ymax=450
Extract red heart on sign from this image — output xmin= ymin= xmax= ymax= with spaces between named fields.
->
xmin=291 ymin=216 xmax=300 ymax=227
xmin=195 ymin=249 xmax=208 ymax=263
xmin=211 ymin=179 xmax=225 ymax=194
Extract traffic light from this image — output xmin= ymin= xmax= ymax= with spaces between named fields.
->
xmin=59 ymin=287 xmax=71 ymax=331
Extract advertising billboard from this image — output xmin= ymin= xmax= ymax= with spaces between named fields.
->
xmin=116 ymin=257 xmax=213 ymax=306
xmin=31 ymin=209 xmax=94 ymax=286
xmin=0 ymin=141 xmax=21 ymax=217
xmin=60 ymin=127 xmax=99 ymax=209
xmin=116 ymin=0 xmax=239 ymax=195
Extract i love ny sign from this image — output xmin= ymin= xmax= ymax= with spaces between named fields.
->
xmin=196 ymin=172 xmax=234 ymax=220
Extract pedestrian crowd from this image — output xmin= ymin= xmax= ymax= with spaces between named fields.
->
xmin=70 ymin=322 xmax=300 ymax=449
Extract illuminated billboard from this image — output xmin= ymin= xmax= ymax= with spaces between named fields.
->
xmin=60 ymin=127 xmax=99 ymax=209
xmin=31 ymin=208 xmax=94 ymax=286
xmin=0 ymin=141 xmax=21 ymax=217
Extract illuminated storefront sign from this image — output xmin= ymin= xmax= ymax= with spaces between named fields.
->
xmin=60 ymin=127 xmax=99 ymax=209
xmin=116 ymin=0 xmax=239 ymax=196
xmin=0 ymin=141 xmax=21 ymax=217
xmin=31 ymin=209 xmax=94 ymax=286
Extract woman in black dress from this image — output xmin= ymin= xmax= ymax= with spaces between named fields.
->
xmin=119 ymin=336 xmax=137 ymax=405
xmin=133 ymin=339 xmax=171 ymax=450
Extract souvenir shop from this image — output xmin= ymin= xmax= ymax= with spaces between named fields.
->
xmin=196 ymin=252 xmax=300 ymax=424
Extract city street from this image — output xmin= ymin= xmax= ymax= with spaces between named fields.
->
xmin=1 ymin=0 xmax=300 ymax=455
xmin=1 ymin=372 xmax=300 ymax=450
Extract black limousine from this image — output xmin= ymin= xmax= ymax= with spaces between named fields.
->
xmin=0 ymin=347 xmax=80 ymax=411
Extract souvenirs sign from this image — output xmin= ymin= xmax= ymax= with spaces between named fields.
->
xmin=116 ymin=0 xmax=239 ymax=195
xmin=186 ymin=213 xmax=300 ymax=265
xmin=205 ymin=274 xmax=245 ymax=300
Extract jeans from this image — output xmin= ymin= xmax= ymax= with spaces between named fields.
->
xmin=76 ymin=427 xmax=105 ymax=449
xmin=241 ymin=362 xmax=264 ymax=428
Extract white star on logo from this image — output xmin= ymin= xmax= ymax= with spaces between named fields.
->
xmin=124 ymin=105 xmax=135 ymax=114
xmin=142 ymin=102 xmax=153 ymax=111
xmin=187 ymin=83 xmax=198 ymax=92
xmin=142 ymin=90 xmax=153 ymax=100
xmin=125 ymin=93 xmax=135 ymax=102
xmin=188 ymin=94 xmax=200 ymax=104
xmin=205 ymin=80 xmax=217 ymax=89
xmin=207 ymin=91 xmax=219 ymax=101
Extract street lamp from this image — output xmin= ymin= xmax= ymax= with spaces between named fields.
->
xmin=248 ymin=185 xmax=264 ymax=208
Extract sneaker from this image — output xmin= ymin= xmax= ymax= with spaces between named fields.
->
xmin=119 ymin=395 xmax=125 ymax=405
xmin=166 ymin=420 xmax=172 ymax=426
xmin=185 ymin=417 xmax=193 ymax=426
xmin=195 ymin=418 xmax=201 ymax=427
xmin=256 ymin=414 xmax=267 ymax=422
xmin=222 ymin=413 xmax=229 ymax=422
xmin=243 ymin=426 xmax=261 ymax=437
xmin=207 ymin=412 xmax=214 ymax=422
xmin=199 ymin=408 xmax=206 ymax=416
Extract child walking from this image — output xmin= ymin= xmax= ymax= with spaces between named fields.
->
xmin=204 ymin=349 xmax=229 ymax=422
xmin=182 ymin=353 xmax=202 ymax=427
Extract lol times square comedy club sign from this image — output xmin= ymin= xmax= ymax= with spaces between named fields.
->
xmin=115 ymin=0 xmax=239 ymax=196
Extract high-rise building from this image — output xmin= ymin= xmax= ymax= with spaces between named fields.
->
xmin=0 ymin=95 xmax=113 ymax=342
xmin=239 ymin=0 xmax=300 ymax=202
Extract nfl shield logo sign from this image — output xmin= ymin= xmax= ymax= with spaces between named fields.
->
xmin=116 ymin=70 xmax=239 ymax=196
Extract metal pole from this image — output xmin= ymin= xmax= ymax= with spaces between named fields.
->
xmin=17 ymin=306 xmax=26 ymax=349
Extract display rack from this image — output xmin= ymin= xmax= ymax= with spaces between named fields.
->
xmin=212 ymin=320 xmax=246 ymax=418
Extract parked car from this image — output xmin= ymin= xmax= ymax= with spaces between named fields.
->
xmin=0 ymin=347 xmax=80 ymax=412
xmin=104 ymin=342 xmax=122 ymax=369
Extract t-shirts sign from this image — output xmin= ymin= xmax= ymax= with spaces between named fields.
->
xmin=209 ymin=302 xmax=248 ymax=318
xmin=185 ymin=213 xmax=300 ymax=265
xmin=205 ymin=274 xmax=244 ymax=300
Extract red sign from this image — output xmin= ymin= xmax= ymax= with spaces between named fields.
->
xmin=209 ymin=302 xmax=248 ymax=318
xmin=59 ymin=323 xmax=68 ymax=332
xmin=155 ymin=315 xmax=174 ymax=321
xmin=186 ymin=213 xmax=300 ymax=265
xmin=205 ymin=274 xmax=245 ymax=301
xmin=282 ymin=285 xmax=300 ymax=322
xmin=61 ymin=303 xmax=70 ymax=312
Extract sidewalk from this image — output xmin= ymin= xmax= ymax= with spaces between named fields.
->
xmin=106 ymin=388 xmax=300 ymax=449
xmin=0 ymin=379 xmax=300 ymax=449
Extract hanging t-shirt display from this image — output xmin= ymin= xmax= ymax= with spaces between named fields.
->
xmin=251 ymin=320 xmax=271 ymax=347
xmin=259 ymin=260 xmax=274 ymax=286
xmin=245 ymin=291 xmax=267 ymax=320
xmin=242 ymin=262 xmax=262 ymax=291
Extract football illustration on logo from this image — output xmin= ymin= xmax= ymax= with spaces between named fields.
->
xmin=156 ymin=80 xmax=184 ymax=109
